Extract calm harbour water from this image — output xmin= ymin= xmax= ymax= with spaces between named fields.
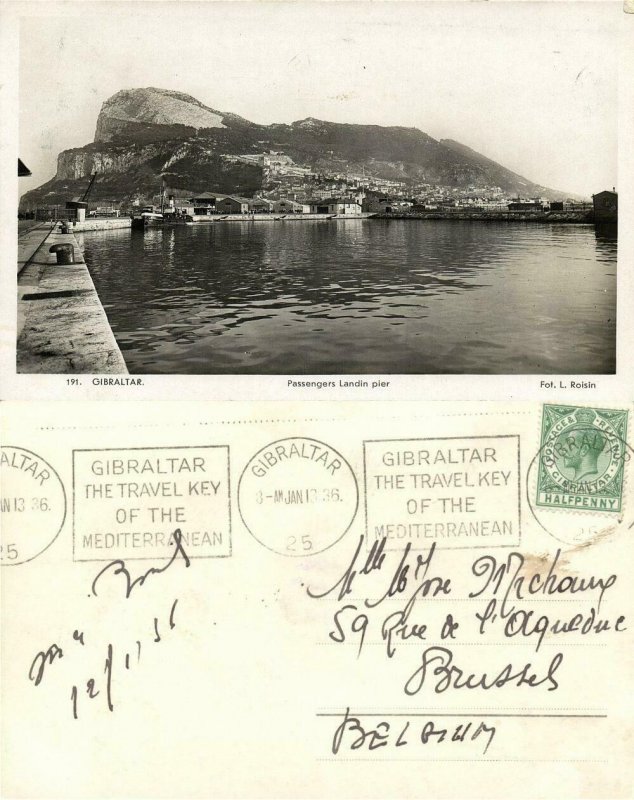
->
xmin=78 ymin=219 xmax=617 ymax=374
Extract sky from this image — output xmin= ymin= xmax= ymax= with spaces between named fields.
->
xmin=18 ymin=1 xmax=621 ymax=197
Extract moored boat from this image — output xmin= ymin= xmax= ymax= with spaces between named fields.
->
xmin=131 ymin=206 xmax=164 ymax=229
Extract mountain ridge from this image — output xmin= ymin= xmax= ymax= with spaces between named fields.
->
xmin=20 ymin=87 xmax=568 ymax=207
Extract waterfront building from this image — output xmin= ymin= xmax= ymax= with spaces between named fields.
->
xmin=88 ymin=203 xmax=120 ymax=218
xmin=508 ymin=201 xmax=542 ymax=211
xmin=362 ymin=194 xmax=391 ymax=213
xmin=183 ymin=192 xmax=222 ymax=216
xmin=249 ymin=198 xmax=274 ymax=213
xmin=216 ymin=196 xmax=251 ymax=214
xmin=564 ymin=200 xmax=593 ymax=212
xmin=592 ymin=190 xmax=618 ymax=223
xmin=191 ymin=192 xmax=218 ymax=205
xmin=272 ymin=199 xmax=305 ymax=213
xmin=65 ymin=200 xmax=88 ymax=222
xmin=307 ymin=198 xmax=362 ymax=215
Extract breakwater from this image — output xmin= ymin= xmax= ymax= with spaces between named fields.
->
xmin=17 ymin=226 xmax=128 ymax=373
xmin=378 ymin=211 xmax=593 ymax=223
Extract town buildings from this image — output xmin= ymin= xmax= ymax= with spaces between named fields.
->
xmin=22 ymin=147 xmax=600 ymax=220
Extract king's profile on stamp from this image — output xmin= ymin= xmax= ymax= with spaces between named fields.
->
xmin=560 ymin=426 xmax=608 ymax=483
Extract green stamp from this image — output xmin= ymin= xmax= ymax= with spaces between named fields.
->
xmin=536 ymin=404 xmax=629 ymax=513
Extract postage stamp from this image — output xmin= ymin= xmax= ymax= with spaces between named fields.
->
xmin=73 ymin=445 xmax=231 ymax=561
xmin=536 ymin=404 xmax=629 ymax=513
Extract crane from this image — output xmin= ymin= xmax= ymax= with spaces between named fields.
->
xmin=64 ymin=171 xmax=99 ymax=226
xmin=81 ymin=172 xmax=98 ymax=202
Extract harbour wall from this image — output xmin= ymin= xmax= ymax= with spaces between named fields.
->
xmin=72 ymin=217 xmax=132 ymax=232
xmin=183 ymin=212 xmax=374 ymax=223
xmin=180 ymin=211 xmax=593 ymax=224
xmin=377 ymin=211 xmax=594 ymax=223
xmin=17 ymin=226 xmax=128 ymax=374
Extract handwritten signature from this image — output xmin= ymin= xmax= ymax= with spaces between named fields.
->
xmin=91 ymin=528 xmax=191 ymax=598
xmin=28 ymin=530 xmax=190 ymax=719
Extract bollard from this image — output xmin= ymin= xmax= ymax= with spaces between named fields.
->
xmin=60 ymin=221 xmax=72 ymax=234
xmin=49 ymin=243 xmax=75 ymax=265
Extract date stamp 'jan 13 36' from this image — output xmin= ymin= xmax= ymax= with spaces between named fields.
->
xmin=536 ymin=404 xmax=629 ymax=514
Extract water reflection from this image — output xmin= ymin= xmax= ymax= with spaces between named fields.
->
xmin=81 ymin=220 xmax=616 ymax=374
xmin=593 ymin=224 xmax=618 ymax=264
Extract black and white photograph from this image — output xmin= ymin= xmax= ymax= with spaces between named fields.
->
xmin=15 ymin=1 xmax=620 ymax=376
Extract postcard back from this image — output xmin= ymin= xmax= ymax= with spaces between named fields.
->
xmin=1 ymin=400 xmax=632 ymax=799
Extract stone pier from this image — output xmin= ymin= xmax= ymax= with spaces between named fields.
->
xmin=17 ymin=226 xmax=128 ymax=373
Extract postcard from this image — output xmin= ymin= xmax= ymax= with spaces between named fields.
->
xmin=1 ymin=1 xmax=633 ymax=798
xmin=1 ymin=400 xmax=632 ymax=798
xmin=0 ymin=0 xmax=633 ymax=400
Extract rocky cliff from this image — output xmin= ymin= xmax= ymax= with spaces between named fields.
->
xmin=96 ymin=88 xmax=216 ymax=140
xmin=21 ymin=87 xmax=563 ymax=207
xmin=56 ymin=142 xmax=164 ymax=179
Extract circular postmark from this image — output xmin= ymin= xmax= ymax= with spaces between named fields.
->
xmin=527 ymin=406 xmax=632 ymax=546
xmin=238 ymin=437 xmax=359 ymax=556
xmin=1 ymin=446 xmax=67 ymax=565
